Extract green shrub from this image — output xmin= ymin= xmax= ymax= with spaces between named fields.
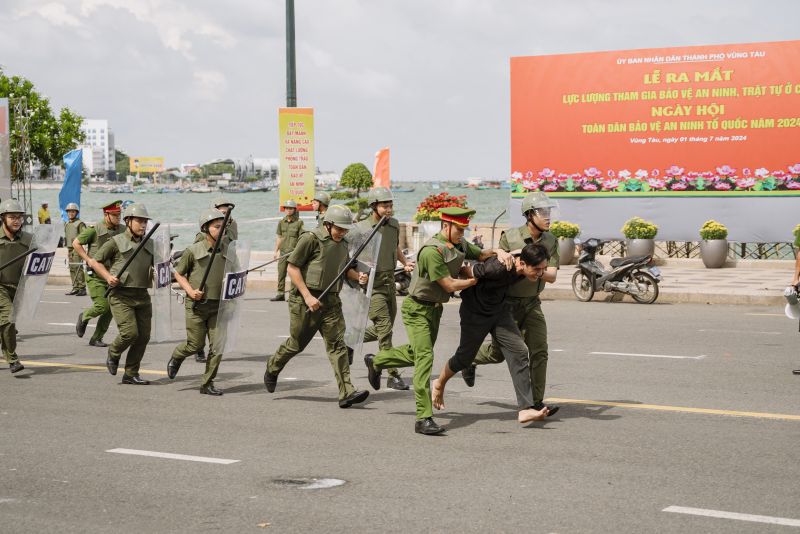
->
xmin=699 ymin=220 xmax=728 ymax=240
xmin=621 ymin=217 xmax=658 ymax=239
xmin=550 ymin=221 xmax=580 ymax=239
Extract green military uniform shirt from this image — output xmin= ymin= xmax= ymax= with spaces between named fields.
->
xmin=355 ymin=216 xmax=400 ymax=272
xmin=500 ymin=225 xmax=559 ymax=299
xmin=64 ymin=219 xmax=86 ymax=250
xmin=288 ymin=227 xmax=349 ymax=294
xmin=0 ymin=231 xmax=33 ymax=286
xmin=410 ymin=233 xmax=481 ymax=303
xmin=77 ymin=223 xmax=126 ymax=278
xmin=175 ymin=239 xmax=228 ymax=302
xmin=94 ymin=229 xmax=154 ymax=289
xmin=276 ymin=214 xmax=304 ymax=253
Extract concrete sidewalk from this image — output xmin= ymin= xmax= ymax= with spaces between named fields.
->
xmin=46 ymin=248 xmax=793 ymax=306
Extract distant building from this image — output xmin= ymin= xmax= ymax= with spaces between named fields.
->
xmin=80 ymin=119 xmax=115 ymax=179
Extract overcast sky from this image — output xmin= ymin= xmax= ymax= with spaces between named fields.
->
xmin=1 ymin=0 xmax=797 ymax=180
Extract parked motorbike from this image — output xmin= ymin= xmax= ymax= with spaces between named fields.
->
xmin=571 ymin=238 xmax=662 ymax=304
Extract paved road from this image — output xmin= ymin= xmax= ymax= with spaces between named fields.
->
xmin=2 ymin=289 xmax=799 ymax=532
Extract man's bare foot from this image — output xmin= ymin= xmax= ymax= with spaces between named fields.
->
xmin=518 ymin=407 xmax=549 ymax=424
xmin=431 ymin=378 xmax=446 ymax=410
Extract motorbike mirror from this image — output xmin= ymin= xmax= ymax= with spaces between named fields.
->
xmin=574 ymin=237 xmax=582 ymax=245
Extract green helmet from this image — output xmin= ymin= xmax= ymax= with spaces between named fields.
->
xmin=213 ymin=196 xmax=235 ymax=209
xmin=521 ymin=192 xmax=557 ymax=215
xmin=65 ymin=202 xmax=80 ymax=212
xmin=323 ymin=204 xmax=354 ymax=229
xmin=0 ymin=199 xmax=24 ymax=215
xmin=313 ymin=191 xmax=331 ymax=206
xmin=122 ymin=203 xmax=151 ymax=221
xmin=283 ymin=199 xmax=297 ymax=208
xmin=367 ymin=187 xmax=393 ymax=206
xmin=199 ymin=208 xmax=225 ymax=231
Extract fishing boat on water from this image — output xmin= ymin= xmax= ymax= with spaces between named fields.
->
xmin=390 ymin=184 xmax=416 ymax=193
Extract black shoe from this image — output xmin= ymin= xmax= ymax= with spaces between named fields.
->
xmin=269 ymin=294 xmax=285 ymax=302
xmin=65 ymin=289 xmax=78 ymax=295
xmin=200 ymin=384 xmax=223 ymax=396
xmin=533 ymin=402 xmax=559 ymax=418
xmin=106 ymin=353 xmax=119 ymax=376
xmin=167 ymin=357 xmax=183 ymax=379
xmin=264 ymin=368 xmax=279 ymax=392
xmin=121 ymin=374 xmax=150 ymax=385
xmin=9 ymin=361 xmax=24 ymax=373
xmin=75 ymin=289 xmax=87 ymax=297
xmin=76 ymin=312 xmax=89 ymax=338
xmin=88 ymin=339 xmax=108 ymax=347
xmin=364 ymin=354 xmax=381 ymax=390
xmin=195 ymin=349 xmax=206 ymax=363
xmin=793 ymin=369 xmax=800 ymax=375
xmin=347 ymin=346 xmax=354 ymax=366
xmin=338 ymin=389 xmax=369 ymax=408
xmin=461 ymin=365 xmax=476 ymax=387
xmin=386 ymin=375 xmax=410 ymax=390
xmin=415 ymin=417 xmax=446 ymax=435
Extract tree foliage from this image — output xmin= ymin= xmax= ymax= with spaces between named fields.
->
xmin=115 ymin=148 xmax=130 ymax=181
xmin=339 ymin=162 xmax=373 ymax=196
xmin=0 ymin=68 xmax=85 ymax=178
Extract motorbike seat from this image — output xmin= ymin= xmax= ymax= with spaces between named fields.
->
xmin=609 ymin=256 xmax=649 ymax=268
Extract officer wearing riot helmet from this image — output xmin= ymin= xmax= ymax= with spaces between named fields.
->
xmin=92 ymin=203 xmax=155 ymax=385
xmin=264 ymin=204 xmax=371 ymax=408
xmin=356 ymin=186 xmax=414 ymax=390
xmin=73 ymin=200 xmax=125 ymax=347
xmin=0 ymin=199 xmax=33 ymax=373
xmin=466 ymin=191 xmax=561 ymax=416
xmin=271 ymin=199 xmax=304 ymax=301
xmin=312 ymin=191 xmax=330 ymax=228
xmin=168 ymin=208 xmax=229 ymax=395
xmin=64 ymin=202 xmax=87 ymax=296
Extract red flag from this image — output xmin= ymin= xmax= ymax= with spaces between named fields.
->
xmin=372 ymin=147 xmax=390 ymax=189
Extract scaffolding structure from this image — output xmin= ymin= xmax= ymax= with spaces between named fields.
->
xmin=9 ymin=97 xmax=33 ymax=225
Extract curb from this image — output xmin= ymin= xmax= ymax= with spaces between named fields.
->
xmin=542 ymin=287 xmax=784 ymax=307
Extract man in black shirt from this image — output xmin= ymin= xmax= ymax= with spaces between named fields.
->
xmin=431 ymin=243 xmax=550 ymax=424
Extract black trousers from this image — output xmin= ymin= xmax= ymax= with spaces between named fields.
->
xmin=448 ymin=303 xmax=535 ymax=409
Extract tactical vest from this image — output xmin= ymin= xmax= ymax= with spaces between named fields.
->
xmin=184 ymin=240 xmax=227 ymax=301
xmin=90 ymin=223 xmax=125 ymax=258
xmin=302 ymin=227 xmax=349 ymax=294
xmin=110 ymin=232 xmax=154 ymax=288
xmin=278 ymin=216 xmax=303 ymax=252
xmin=64 ymin=219 xmax=85 ymax=249
xmin=0 ymin=231 xmax=33 ymax=286
xmin=356 ymin=217 xmax=399 ymax=272
xmin=408 ymin=236 xmax=466 ymax=304
xmin=503 ymin=225 xmax=557 ymax=299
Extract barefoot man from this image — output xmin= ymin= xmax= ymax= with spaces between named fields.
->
xmin=431 ymin=244 xmax=551 ymax=424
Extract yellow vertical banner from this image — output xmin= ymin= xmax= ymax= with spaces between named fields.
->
xmin=278 ymin=107 xmax=315 ymax=211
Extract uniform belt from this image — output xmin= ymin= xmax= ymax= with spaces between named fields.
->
xmin=409 ymin=295 xmax=437 ymax=306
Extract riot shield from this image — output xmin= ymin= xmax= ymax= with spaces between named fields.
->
xmin=151 ymin=224 xmax=174 ymax=342
xmin=341 ymin=229 xmax=382 ymax=362
xmin=12 ymin=225 xmax=60 ymax=322
xmin=213 ymin=239 xmax=250 ymax=355
xmin=413 ymin=221 xmax=440 ymax=253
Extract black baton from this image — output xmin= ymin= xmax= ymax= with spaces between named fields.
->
xmin=104 ymin=222 xmax=161 ymax=297
xmin=192 ymin=207 xmax=233 ymax=310
xmin=0 ymin=247 xmax=38 ymax=273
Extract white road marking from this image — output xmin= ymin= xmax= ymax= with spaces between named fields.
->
xmin=301 ymin=478 xmax=346 ymax=490
xmin=41 ymin=301 xmax=70 ymax=304
xmin=245 ymin=309 xmax=269 ymax=313
xmin=106 ymin=448 xmax=239 ymax=465
xmin=48 ymin=322 xmax=94 ymax=328
xmin=698 ymin=328 xmax=781 ymax=335
xmin=663 ymin=506 xmax=800 ymax=527
xmin=746 ymin=313 xmax=785 ymax=317
xmin=281 ymin=377 xmax=297 ymax=381
xmin=277 ymin=335 xmax=322 ymax=340
xmin=590 ymin=351 xmax=706 ymax=360
xmin=552 ymin=349 xmax=564 ymax=352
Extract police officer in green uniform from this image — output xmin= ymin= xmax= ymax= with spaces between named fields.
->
xmin=92 ymin=203 xmax=155 ymax=385
xmin=271 ymin=199 xmax=304 ymax=301
xmin=365 ymin=207 xmax=513 ymax=435
xmin=357 ymin=186 xmax=414 ymax=390
xmin=168 ymin=208 xmax=229 ymax=395
xmin=73 ymin=200 xmax=125 ymax=347
xmin=465 ymin=192 xmax=561 ymax=416
xmin=264 ymin=204 xmax=370 ymax=408
xmin=0 ymin=199 xmax=32 ymax=373
xmin=312 ymin=191 xmax=330 ymax=228
xmin=64 ymin=202 xmax=87 ymax=296
xmin=191 ymin=196 xmax=238 ymax=363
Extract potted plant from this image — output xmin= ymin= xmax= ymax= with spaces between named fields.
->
xmin=621 ymin=216 xmax=658 ymax=257
xmin=412 ymin=192 xmax=468 ymax=250
xmin=699 ymin=220 xmax=729 ymax=268
xmin=550 ymin=221 xmax=580 ymax=265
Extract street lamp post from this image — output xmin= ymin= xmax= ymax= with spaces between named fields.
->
xmin=286 ymin=0 xmax=297 ymax=107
